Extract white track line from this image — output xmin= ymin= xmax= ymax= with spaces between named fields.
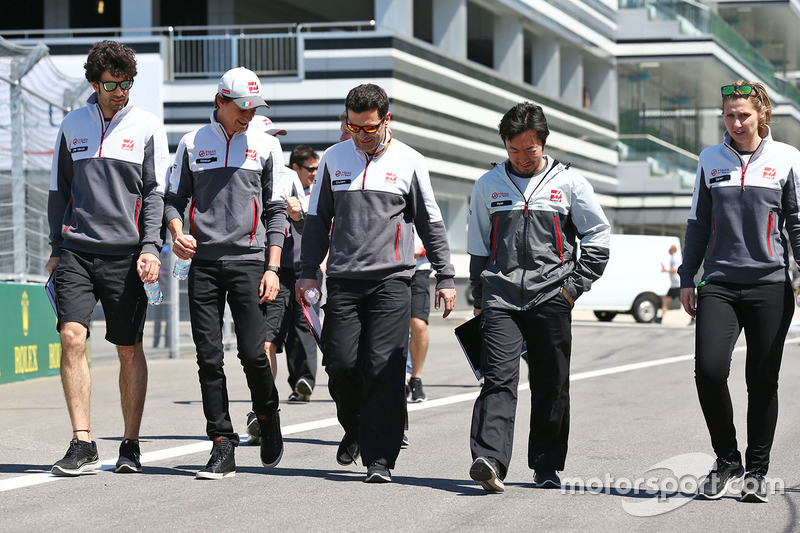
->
xmin=4 ymin=336 xmax=800 ymax=493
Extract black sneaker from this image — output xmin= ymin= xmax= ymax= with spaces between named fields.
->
xmin=246 ymin=411 xmax=261 ymax=445
xmin=295 ymin=378 xmax=313 ymax=402
xmin=336 ymin=434 xmax=360 ymax=466
xmin=697 ymin=457 xmax=744 ymax=499
xmin=51 ymin=438 xmax=100 ymax=476
xmin=469 ymin=456 xmax=504 ymax=493
xmin=740 ymin=471 xmax=769 ymax=503
xmin=365 ymin=462 xmax=391 ymax=483
xmin=259 ymin=410 xmax=284 ymax=468
xmin=196 ymin=436 xmax=236 ymax=479
xmin=401 ymin=433 xmax=409 ymax=449
xmin=115 ymin=439 xmax=142 ymax=473
xmin=408 ymin=377 xmax=427 ymax=403
xmin=533 ymin=470 xmax=561 ymax=489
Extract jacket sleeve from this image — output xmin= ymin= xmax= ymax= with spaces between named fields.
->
xmin=47 ymin=127 xmax=73 ymax=257
xmin=163 ymin=138 xmax=193 ymax=227
xmin=408 ymin=160 xmax=455 ymax=290
xmin=678 ymin=161 xmax=711 ymax=288
xmin=300 ymin=155 xmax=333 ymax=280
xmin=262 ymin=141 xmax=288 ymax=250
xmin=467 ymin=176 xmax=492 ymax=308
xmin=139 ymin=120 xmax=169 ymax=256
xmin=563 ymin=173 xmax=610 ymax=300
xmin=781 ymin=154 xmax=800 ymax=263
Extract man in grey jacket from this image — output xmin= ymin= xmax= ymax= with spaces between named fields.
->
xmin=467 ymin=102 xmax=610 ymax=493
xmin=46 ymin=40 xmax=169 ymax=476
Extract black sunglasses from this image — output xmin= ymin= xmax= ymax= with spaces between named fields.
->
xmin=721 ymin=84 xmax=758 ymax=98
xmin=100 ymin=79 xmax=134 ymax=92
xmin=300 ymin=164 xmax=318 ymax=172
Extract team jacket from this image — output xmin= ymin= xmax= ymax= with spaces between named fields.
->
xmin=468 ymin=157 xmax=610 ymax=310
xmin=300 ymin=132 xmax=455 ymax=288
xmin=679 ymin=128 xmax=800 ymax=287
xmin=48 ymin=93 xmax=169 ymax=257
xmin=164 ymin=111 xmax=290 ymax=262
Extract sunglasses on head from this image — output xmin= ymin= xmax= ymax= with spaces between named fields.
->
xmin=346 ymin=115 xmax=385 ymax=134
xmin=100 ymin=79 xmax=134 ymax=92
xmin=300 ymin=164 xmax=318 ymax=172
xmin=721 ymin=84 xmax=758 ymax=97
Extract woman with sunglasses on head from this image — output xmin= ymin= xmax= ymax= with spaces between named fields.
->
xmin=679 ymin=81 xmax=800 ymax=503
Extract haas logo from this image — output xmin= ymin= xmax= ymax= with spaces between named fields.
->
xmin=385 ymin=172 xmax=397 ymax=184
xmin=247 ymin=81 xmax=259 ymax=94
xmin=763 ymin=167 xmax=776 ymax=180
xmin=121 ymin=139 xmax=134 ymax=151
xmin=245 ymin=149 xmax=257 ymax=161
xmin=550 ymin=189 xmax=562 ymax=202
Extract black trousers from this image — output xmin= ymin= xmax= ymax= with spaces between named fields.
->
xmin=188 ymin=260 xmax=279 ymax=444
xmin=470 ymin=293 xmax=572 ymax=476
xmin=322 ymin=277 xmax=411 ymax=469
xmin=695 ymin=281 xmax=793 ymax=474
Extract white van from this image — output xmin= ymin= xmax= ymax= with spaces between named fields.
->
xmin=575 ymin=234 xmax=681 ymax=323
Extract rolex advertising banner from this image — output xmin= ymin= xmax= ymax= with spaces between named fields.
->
xmin=0 ymin=282 xmax=69 ymax=384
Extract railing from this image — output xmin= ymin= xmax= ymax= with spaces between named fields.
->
xmin=618 ymin=0 xmax=800 ymax=107
xmin=618 ymin=134 xmax=698 ymax=189
xmin=1 ymin=21 xmax=376 ymax=81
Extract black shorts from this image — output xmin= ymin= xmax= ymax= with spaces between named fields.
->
xmin=666 ymin=287 xmax=681 ymax=299
xmin=54 ymin=249 xmax=148 ymax=346
xmin=410 ymin=269 xmax=432 ymax=323
xmin=264 ymin=269 xmax=295 ymax=351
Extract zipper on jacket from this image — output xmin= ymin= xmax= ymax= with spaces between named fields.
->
xmin=767 ymin=211 xmax=774 ymax=256
xmin=553 ymin=214 xmax=564 ymax=262
xmin=133 ymin=197 xmax=142 ymax=237
xmin=96 ymin=105 xmax=118 ymax=158
xmin=491 ymin=214 xmax=499 ymax=261
xmin=250 ymin=198 xmax=259 ymax=244
xmin=224 ymin=135 xmax=232 ymax=167
xmin=394 ymin=223 xmax=401 ymax=260
xmin=725 ymin=139 xmax=763 ymax=190
xmin=189 ymin=199 xmax=198 ymax=236
xmin=64 ymin=198 xmax=76 ymax=233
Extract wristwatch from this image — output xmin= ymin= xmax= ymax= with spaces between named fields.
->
xmin=265 ymin=265 xmax=280 ymax=274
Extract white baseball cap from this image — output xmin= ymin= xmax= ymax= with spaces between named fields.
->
xmin=252 ymin=116 xmax=287 ymax=136
xmin=217 ymin=67 xmax=269 ymax=109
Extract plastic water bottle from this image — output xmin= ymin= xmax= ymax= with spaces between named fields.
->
xmin=143 ymin=280 xmax=163 ymax=306
xmin=173 ymin=257 xmax=191 ymax=280
xmin=304 ymin=288 xmax=320 ymax=305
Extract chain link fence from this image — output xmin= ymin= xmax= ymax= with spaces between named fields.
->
xmin=0 ymin=37 xmax=90 ymax=282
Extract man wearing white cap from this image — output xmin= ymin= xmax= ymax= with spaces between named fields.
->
xmin=164 ymin=66 xmax=291 ymax=479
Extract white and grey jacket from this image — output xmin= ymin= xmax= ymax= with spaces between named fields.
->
xmin=164 ymin=111 xmax=291 ymax=262
xmin=679 ymin=128 xmax=800 ymax=288
xmin=300 ymin=132 xmax=455 ymax=289
xmin=468 ymin=157 xmax=610 ymax=310
xmin=48 ymin=94 xmax=169 ymax=257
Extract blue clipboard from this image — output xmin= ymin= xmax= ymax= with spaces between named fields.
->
xmin=45 ymin=271 xmax=58 ymax=316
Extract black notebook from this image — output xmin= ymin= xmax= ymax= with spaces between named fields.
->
xmin=454 ymin=316 xmax=482 ymax=380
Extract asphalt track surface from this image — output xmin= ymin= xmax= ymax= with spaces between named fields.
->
xmin=2 ymin=309 xmax=800 ymax=531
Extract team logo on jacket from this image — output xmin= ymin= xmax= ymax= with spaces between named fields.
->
xmin=245 ymin=149 xmax=257 ymax=161
xmin=550 ymin=190 xmax=562 ymax=202
xmin=763 ymin=167 xmax=776 ymax=180
xmin=491 ymin=192 xmax=509 ymax=199
xmin=710 ymin=168 xmax=730 ymax=177
xmin=121 ymin=139 xmax=134 ymax=151
xmin=198 ymin=149 xmax=216 ymax=158
xmin=385 ymin=172 xmax=397 ymax=184
xmin=335 ymin=170 xmax=352 ymax=177
xmin=70 ymin=137 xmax=88 ymax=153
xmin=248 ymin=81 xmax=259 ymax=94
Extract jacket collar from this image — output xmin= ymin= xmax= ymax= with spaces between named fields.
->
xmin=86 ymin=92 xmax=133 ymax=124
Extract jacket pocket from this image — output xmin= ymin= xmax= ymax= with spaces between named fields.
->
xmin=766 ymin=211 xmax=774 ymax=256
xmin=706 ymin=215 xmax=716 ymax=256
xmin=553 ymin=214 xmax=564 ymax=263
xmin=133 ymin=196 xmax=142 ymax=237
xmin=490 ymin=214 xmax=499 ymax=261
xmin=188 ymin=199 xmax=198 ymax=237
xmin=394 ymin=222 xmax=401 ymax=260
xmin=250 ymin=197 xmax=259 ymax=244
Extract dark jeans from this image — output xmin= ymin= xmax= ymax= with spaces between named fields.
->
xmin=695 ymin=281 xmax=793 ymax=473
xmin=188 ymin=260 xmax=279 ymax=444
xmin=322 ymin=277 xmax=411 ymax=469
xmin=470 ymin=293 xmax=572 ymax=476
